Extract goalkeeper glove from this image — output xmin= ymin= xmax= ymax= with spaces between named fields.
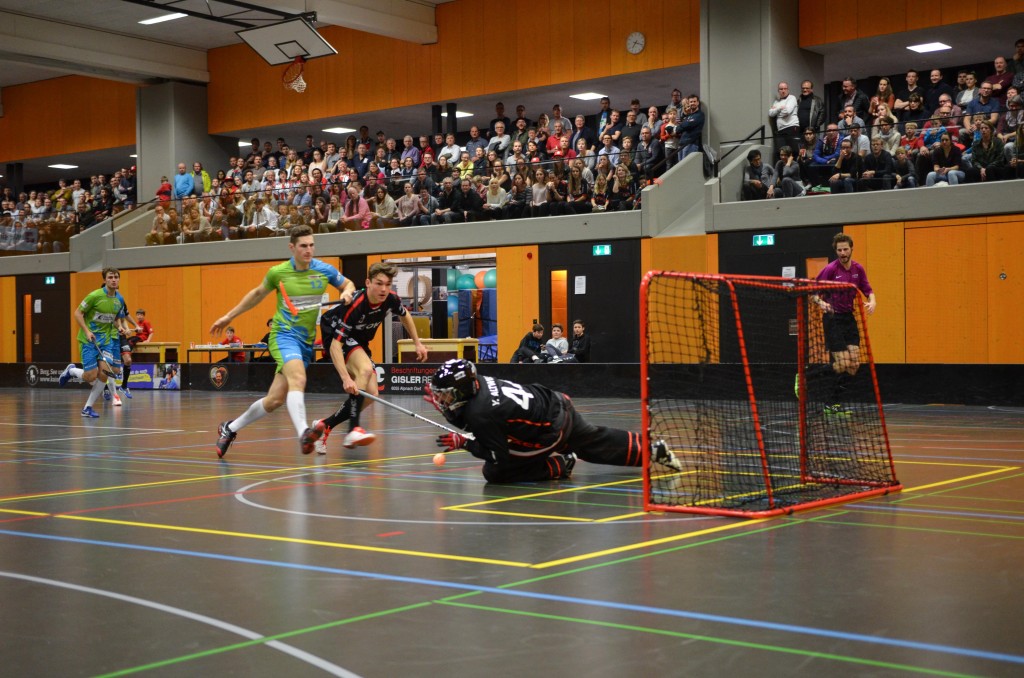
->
xmin=437 ymin=432 xmax=468 ymax=452
xmin=423 ymin=382 xmax=442 ymax=412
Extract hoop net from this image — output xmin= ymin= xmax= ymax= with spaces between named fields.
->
xmin=283 ymin=57 xmax=307 ymax=93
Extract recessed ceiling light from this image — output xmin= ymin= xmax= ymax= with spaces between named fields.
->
xmin=321 ymin=127 xmax=357 ymax=134
xmin=907 ymin=42 xmax=951 ymax=53
xmin=48 ymin=164 xmax=78 ymax=170
xmin=570 ymin=92 xmax=607 ymax=101
xmin=129 ymin=154 xmax=138 ymax=158
xmin=139 ymin=13 xmax=187 ymax=25
xmin=238 ymin=140 xmax=252 ymax=147
xmin=440 ymin=111 xmax=473 ymax=118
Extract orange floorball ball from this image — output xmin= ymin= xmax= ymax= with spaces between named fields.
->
xmin=433 ymin=453 xmax=447 ymax=467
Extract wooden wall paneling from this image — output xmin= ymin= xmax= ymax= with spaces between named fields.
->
xmin=571 ymin=0 xmax=612 ymax=82
xmin=799 ymin=0 xmax=827 ymax=46
xmin=0 ymin=278 xmax=15 ymax=362
xmin=980 ymin=0 xmax=1023 ymax=19
xmin=857 ymin=0 xmax=906 ymax=39
xmin=985 ymin=220 xmax=1024 ymax=363
xmin=940 ymin=0 xmax=977 ymax=25
xmin=824 ymin=4 xmax=859 ymax=44
xmin=904 ymin=0 xmax=937 ymax=31
xmin=905 ymin=223 xmax=987 ymax=363
xmin=199 ymin=262 xmax=279 ymax=351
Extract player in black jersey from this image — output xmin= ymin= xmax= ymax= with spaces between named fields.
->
xmin=427 ymin=359 xmax=682 ymax=483
xmin=313 ymin=262 xmax=428 ymax=452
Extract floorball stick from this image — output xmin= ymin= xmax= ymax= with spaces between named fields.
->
xmin=90 ymin=339 xmax=118 ymax=378
xmin=358 ymin=389 xmax=475 ymax=440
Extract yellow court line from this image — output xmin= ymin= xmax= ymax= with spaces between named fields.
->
xmin=0 ymin=508 xmax=50 ymax=517
xmin=55 ymin=514 xmax=533 ymax=568
xmin=531 ymin=519 xmax=771 ymax=569
xmin=901 ymin=467 xmax=1018 ymax=494
xmin=447 ymin=508 xmax=594 ymax=522
xmin=442 ymin=477 xmax=642 ymax=510
xmin=897 ymin=460 xmax=1020 ymax=469
xmin=594 ymin=512 xmax=649 ymax=523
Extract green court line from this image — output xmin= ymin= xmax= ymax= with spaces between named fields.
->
xmin=93 ymin=601 xmax=432 ymax=677
xmin=435 ymin=600 xmax=984 ymax=678
xmin=882 ymin=501 xmax=1024 ymax=516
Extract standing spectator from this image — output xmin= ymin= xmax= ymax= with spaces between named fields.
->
xmin=489 ymin=102 xmax=511 ymax=138
xmin=569 ymin=115 xmax=597 ymax=153
xmin=666 ymin=89 xmax=684 ymax=118
xmin=400 ymin=135 xmax=421 ymax=167
xmin=956 ymin=71 xmax=979 ymax=108
xmin=837 ymin=77 xmax=870 ymax=122
xmin=984 ymin=56 xmax=1014 ymax=104
xmin=191 ymin=162 xmax=211 ymax=196
xmin=465 ymin=126 xmax=487 ymax=158
xmin=550 ymin=104 xmax=572 ymax=134
xmin=899 ymin=94 xmax=930 ymax=132
xmin=1010 ymin=38 xmax=1024 ymax=75
xmin=636 ymin=126 xmax=665 ymax=180
xmin=173 ymin=163 xmax=194 ymax=201
xmin=797 ymin=80 xmax=825 ymax=133
xmin=894 ymin=70 xmax=925 ymax=112
xmin=925 ymin=69 xmax=956 ymax=114
xmin=487 ymin=121 xmax=512 ymax=160
xmin=740 ymin=149 xmax=776 ymax=200
xmin=869 ymin=77 xmax=896 ymax=127
xmin=770 ymin=81 xmax=798 ymax=159
xmin=595 ymin=96 xmax=613 ymax=135
xmin=677 ymin=95 xmax=705 ymax=161
xmin=619 ymin=110 xmax=643 ymax=148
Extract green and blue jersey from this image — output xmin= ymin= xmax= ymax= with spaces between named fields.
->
xmin=263 ymin=258 xmax=346 ymax=343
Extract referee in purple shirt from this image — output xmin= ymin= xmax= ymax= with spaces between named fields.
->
xmin=812 ymin=233 xmax=877 ymax=412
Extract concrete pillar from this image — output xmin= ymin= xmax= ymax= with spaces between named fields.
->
xmin=700 ymin=0 xmax=823 ymax=155
xmin=136 ymin=82 xmax=237 ymax=204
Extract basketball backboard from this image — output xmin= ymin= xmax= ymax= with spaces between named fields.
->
xmin=236 ymin=18 xmax=337 ymax=66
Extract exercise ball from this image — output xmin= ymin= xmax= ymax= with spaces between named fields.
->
xmin=447 ymin=296 xmax=460 ymax=316
xmin=474 ymin=270 xmax=487 ymax=290
xmin=456 ymin=273 xmax=477 ymax=290
xmin=446 ymin=268 xmax=459 ymax=289
xmin=483 ymin=269 xmax=497 ymax=288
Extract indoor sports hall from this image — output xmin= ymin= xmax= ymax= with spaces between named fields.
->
xmin=2 ymin=1 xmax=1023 ymax=676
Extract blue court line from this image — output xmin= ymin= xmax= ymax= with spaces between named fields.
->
xmin=853 ymin=503 xmax=1024 ymax=522
xmin=0 ymin=528 xmax=1021 ymax=667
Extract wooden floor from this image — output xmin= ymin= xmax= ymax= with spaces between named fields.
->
xmin=1 ymin=387 xmax=1022 ymax=677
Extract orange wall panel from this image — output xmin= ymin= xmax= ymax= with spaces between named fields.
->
xmin=985 ymin=220 xmax=1024 ymax=363
xmin=824 ymin=4 xmax=859 ymax=44
xmin=799 ymin=0 xmax=826 ymax=47
xmin=0 ymin=77 xmax=135 ymax=163
xmin=904 ymin=0 xmax=935 ymax=31
xmin=905 ymin=224 xmax=988 ymax=363
xmin=857 ymin=0 xmax=907 ymax=37
xmin=845 ymin=222 xmax=906 ymax=363
xmin=940 ymin=0 xmax=977 ymax=25
xmin=208 ymin=0 xmax=699 ymax=134
xmin=0 ymin=278 xmax=16 ymax=362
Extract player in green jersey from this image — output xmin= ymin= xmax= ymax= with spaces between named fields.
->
xmin=58 ymin=268 xmax=129 ymax=417
xmin=210 ymin=225 xmax=357 ymax=457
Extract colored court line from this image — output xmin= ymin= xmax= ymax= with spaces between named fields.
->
xmin=2 ymin=528 xmax=1021 ymax=669
xmin=54 ymin=514 xmax=532 ymax=567
xmin=900 ymin=467 xmax=1018 ymax=494
xmin=435 ymin=600 xmax=984 ymax=678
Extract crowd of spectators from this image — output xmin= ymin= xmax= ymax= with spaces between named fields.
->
xmin=144 ymin=93 xmax=706 ymax=244
xmin=0 ymin=170 xmax=138 ymax=254
xmin=750 ymin=43 xmax=1024 ymax=199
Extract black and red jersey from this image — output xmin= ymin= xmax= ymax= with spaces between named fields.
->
xmin=319 ymin=289 xmax=407 ymax=351
xmin=457 ymin=375 xmax=571 ymax=465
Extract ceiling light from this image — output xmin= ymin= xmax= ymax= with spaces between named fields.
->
xmin=570 ymin=92 xmax=607 ymax=101
xmin=129 ymin=154 xmax=138 ymax=158
xmin=440 ymin=111 xmax=473 ymax=118
xmin=48 ymin=164 xmax=78 ymax=170
xmin=139 ymin=13 xmax=187 ymax=25
xmin=238 ymin=140 xmax=252 ymax=147
xmin=322 ymin=127 xmax=357 ymax=134
xmin=907 ymin=42 xmax=951 ymax=53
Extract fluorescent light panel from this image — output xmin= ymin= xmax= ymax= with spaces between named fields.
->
xmin=570 ymin=92 xmax=607 ymax=101
xmin=907 ymin=42 xmax=951 ymax=53
xmin=322 ymin=127 xmax=357 ymax=134
xmin=48 ymin=164 xmax=78 ymax=169
xmin=139 ymin=13 xmax=187 ymax=25
xmin=440 ymin=111 xmax=473 ymax=118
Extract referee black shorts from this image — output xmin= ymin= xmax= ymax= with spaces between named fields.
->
xmin=822 ymin=312 xmax=859 ymax=353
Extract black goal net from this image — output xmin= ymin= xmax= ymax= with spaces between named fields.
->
xmin=641 ymin=272 xmax=901 ymax=517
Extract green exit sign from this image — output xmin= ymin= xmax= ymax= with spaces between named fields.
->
xmin=753 ymin=234 xmax=775 ymax=247
xmin=44 ymin=276 xmax=56 ymax=285
xmin=593 ymin=244 xmax=612 ymax=256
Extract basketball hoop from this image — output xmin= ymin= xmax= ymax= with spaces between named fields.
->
xmin=283 ymin=56 xmax=307 ymax=93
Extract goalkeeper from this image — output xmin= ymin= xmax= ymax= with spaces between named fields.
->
xmin=427 ymin=359 xmax=680 ymax=483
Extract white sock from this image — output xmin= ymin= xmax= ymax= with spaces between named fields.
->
xmin=286 ymin=390 xmax=307 ymax=436
xmin=107 ymin=379 xmax=119 ymax=399
xmin=84 ymin=380 xmax=105 ymax=409
xmin=228 ymin=398 xmax=270 ymax=433
xmin=70 ymin=367 xmax=84 ymax=381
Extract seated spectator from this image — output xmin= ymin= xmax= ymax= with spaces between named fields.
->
xmin=809 ymin=124 xmax=841 ymax=186
xmin=868 ymin=77 xmax=896 ymax=128
xmin=510 ymin=323 xmax=545 ymax=363
xmin=340 ymin=185 xmax=372 ymax=230
xmin=961 ymin=82 xmax=1000 ymax=145
xmin=565 ymin=164 xmax=592 ymax=214
xmin=741 ymin=149 xmax=776 ymax=200
xmin=965 ymin=121 xmax=1006 ymax=183
xmin=872 ymin=118 xmax=902 ymax=155
xmin=502 ymin=173 xmax=529 ymax=220
xmin=956 ymin=71 xmax=979 ymax=107
xmin=567 ymin=320 xmax=591 ymax=363
xmin=591 ymin=174 xmax=610 ymax=212
xmin=846 ymin=124 xmax=870 ymax=156
xmin=899 ymin=94 xmax=929 ymax=132
xmin=892 ymin=147 xmax=918 ymax=189
xmin=219 ymin=326 xmax=245 ymax=363
xmin=997 ymin=93 xmax=1023 ymax=162
xmin=480 ymin=178 xmax=507 ymax=220
xmin=828 ymin=138 xmax=861 ymax=194
xmin=608 ymin=165 xmax=635 ymax=211
xmin=857 ymin=137 xmax=895 ymax=191
xmin=837 ymin=105 xmax=865 ymax=132
xmin=773 ymin=147 xmax=805 ymax=197
xmin=796 ymin=128 xmax=818 ymax=185
xmin=528 ymin=167 xmax=551 ymax=217
xmin=925 ymin=133 xmax=965 ymax=186
xmin=544 ymin=323 xmax=569 ymax=358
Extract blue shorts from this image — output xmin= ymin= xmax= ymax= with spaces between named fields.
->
xmin=269 ymin=332 xmax=312 ymax=372
xmin=80 ymin=336 xmax=121 ymax=371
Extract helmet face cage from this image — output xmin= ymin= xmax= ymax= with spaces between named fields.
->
xmin=430 ymin=359 xmax=477 ymax=417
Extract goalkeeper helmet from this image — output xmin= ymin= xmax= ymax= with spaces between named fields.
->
xmin=430 ymin=359 xmax=479 ymax=422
